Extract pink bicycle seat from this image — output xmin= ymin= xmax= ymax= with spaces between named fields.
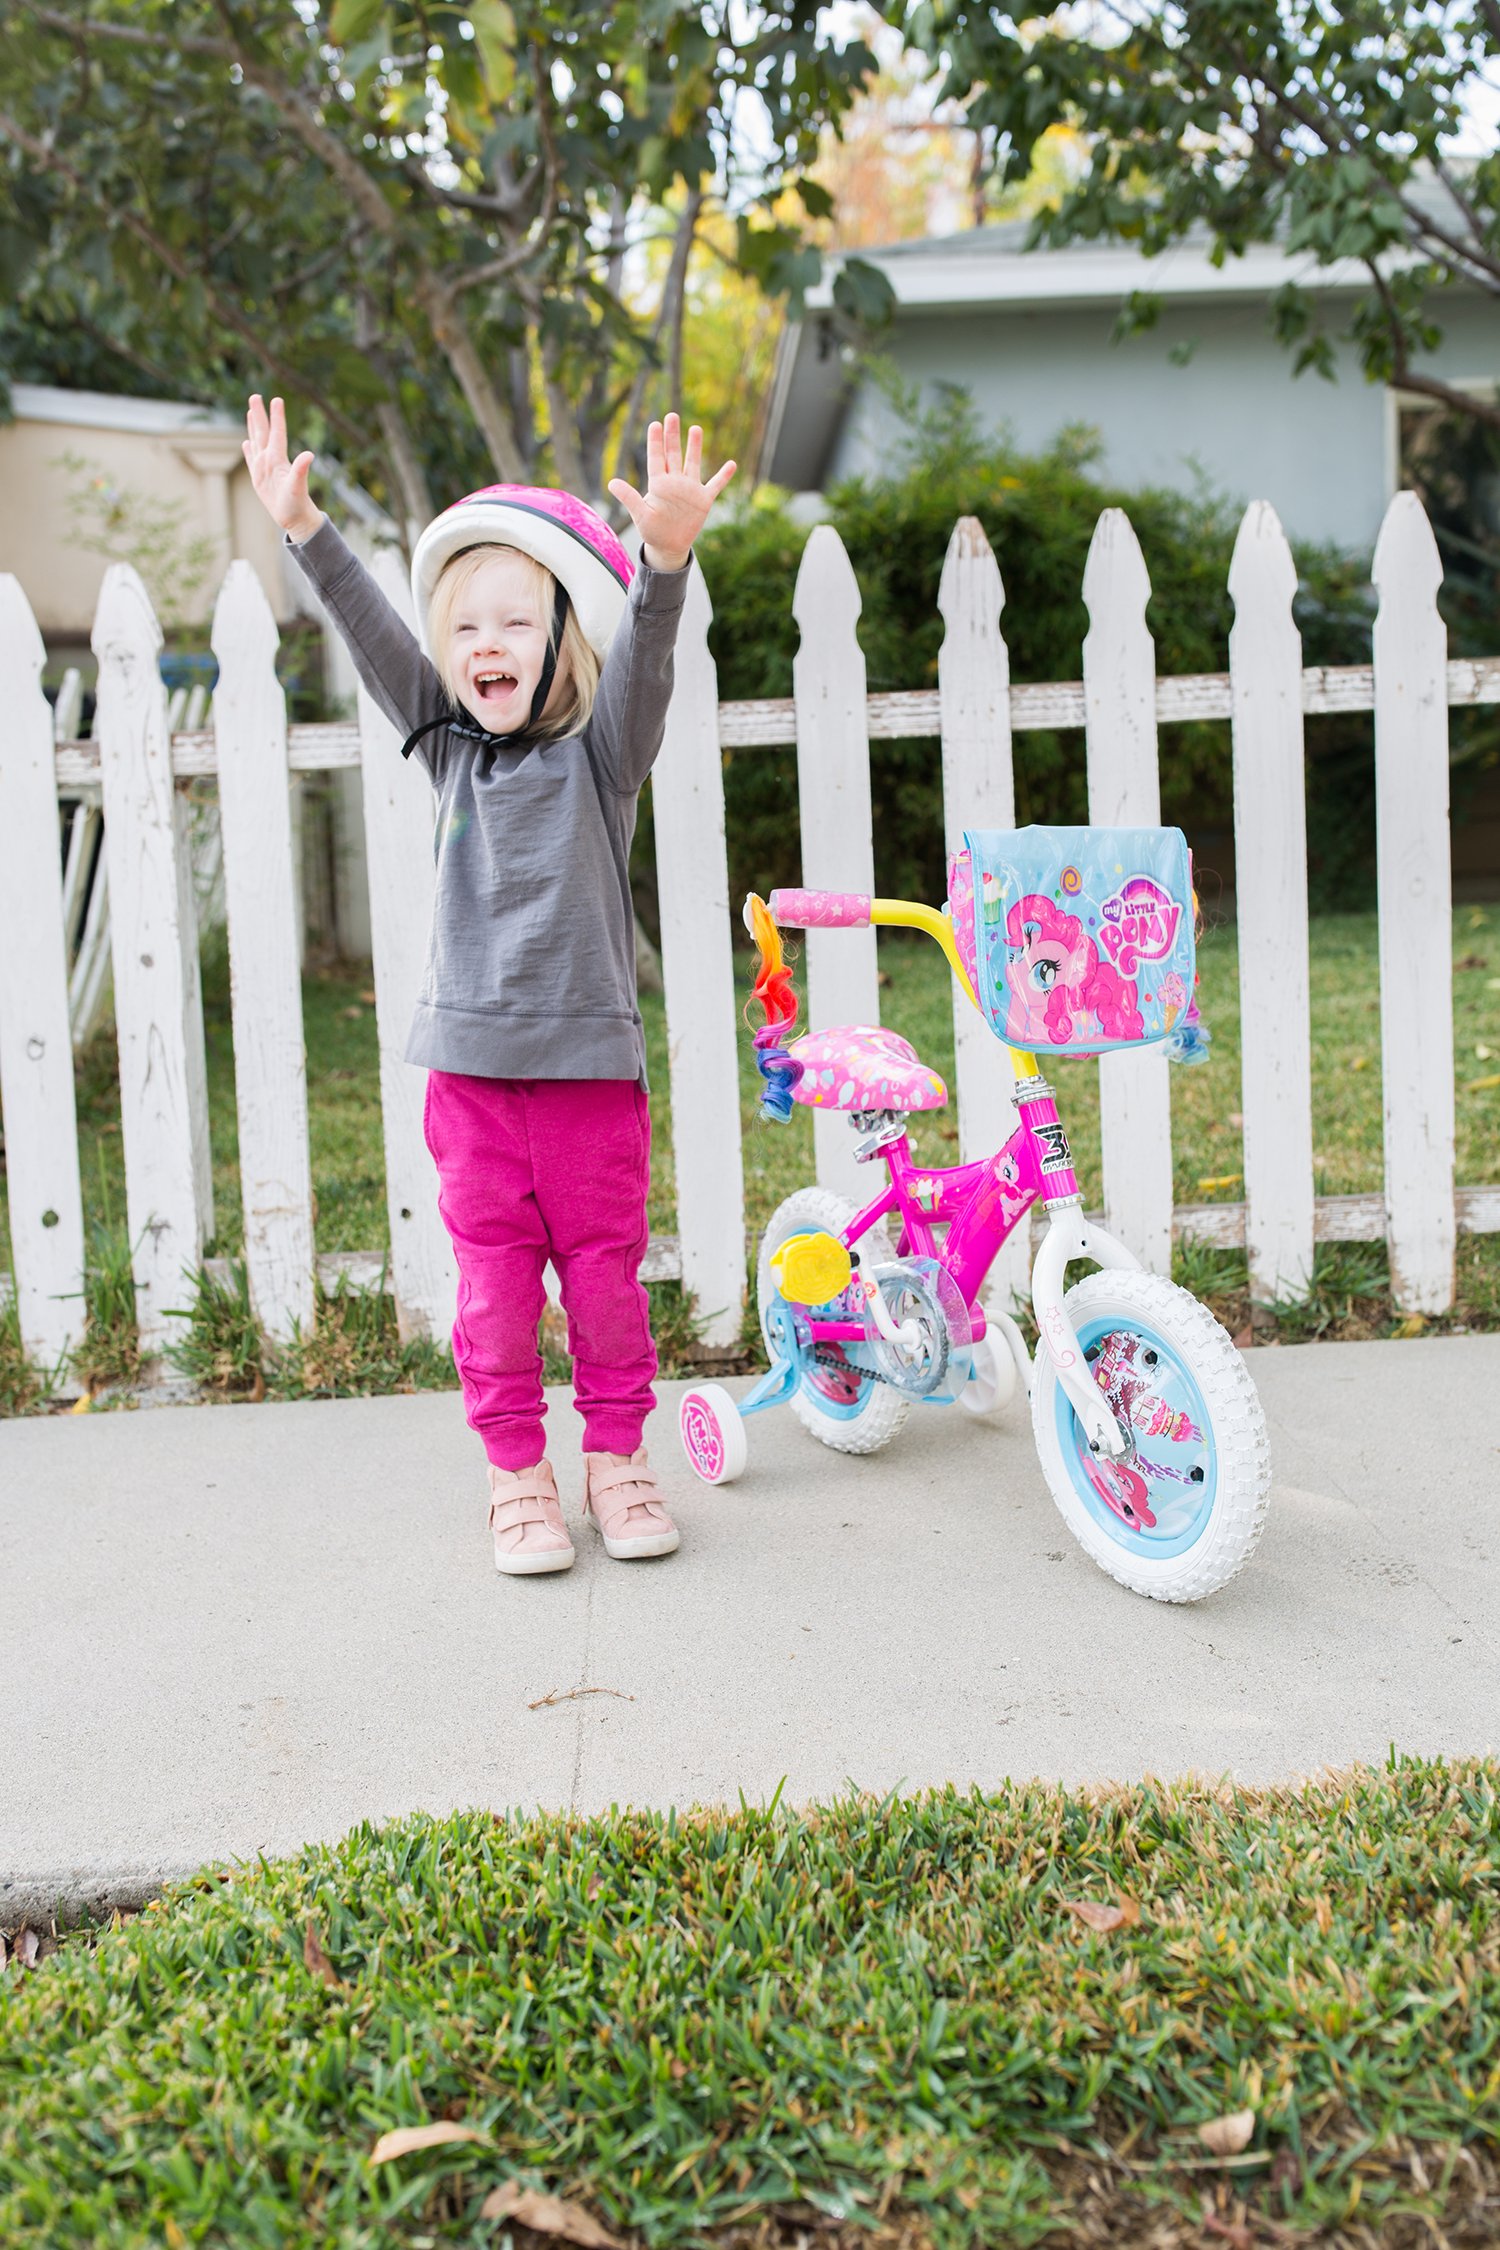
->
xmin=787 ymin=1026 xmax=948 ymax=1112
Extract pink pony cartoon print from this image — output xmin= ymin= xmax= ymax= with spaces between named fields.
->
xmin=1003 ymin=895 xmax=1144 ymax=1049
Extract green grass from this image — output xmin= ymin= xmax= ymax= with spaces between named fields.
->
xmin=2 ymin=1761 xmax=1496 ymax=2248
xmin=5 ymin=913 xmax=1500 ymax=1407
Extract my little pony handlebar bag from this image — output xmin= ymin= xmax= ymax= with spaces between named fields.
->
xmin=949 ymin=825 xmax=1205 ymax=1061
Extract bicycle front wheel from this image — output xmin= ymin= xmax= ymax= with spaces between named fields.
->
xmin=1031 ymin=1269 xmax=1270 ymax=1602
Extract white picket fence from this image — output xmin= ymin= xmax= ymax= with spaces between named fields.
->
xmin=2 ymin=492 xmax=1498 ymax=1383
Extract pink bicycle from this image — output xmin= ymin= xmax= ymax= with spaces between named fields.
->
xmin=678 ymin=825 xmax=1271 ymax=1603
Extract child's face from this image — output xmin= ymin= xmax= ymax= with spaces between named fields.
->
xmin=448 ymin=551 xmax=566 ymax=730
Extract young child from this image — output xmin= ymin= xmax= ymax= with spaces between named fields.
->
xmin=243 ymin=395 xmax=735 ymax=1577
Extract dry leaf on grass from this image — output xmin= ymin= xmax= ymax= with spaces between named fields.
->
xmin=1061 ymin=1896 xmax=1141 ymax=1934
xmin=371 ymin=2122 xmax=491 ymax=2164
xmin=1198 ymin=2110 xmax=1257 ymax=2156
xmin=1202 ymin=2216 xmax=1254 ymax=2248
xmin=12 ymin=1927 xmax=39 ymax=1970
xmin=480 ymin=2181 xmax=621 ymax=2246
xmin=303 ymin=1919 xmax=342 ymax=1991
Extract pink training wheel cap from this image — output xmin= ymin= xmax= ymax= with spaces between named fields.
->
xmin=679 ymin=1385 xmax=748 ymax=1485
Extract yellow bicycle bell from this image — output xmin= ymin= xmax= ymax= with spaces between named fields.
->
xmin=769 ymin=1230 xmax=853 ymax=1306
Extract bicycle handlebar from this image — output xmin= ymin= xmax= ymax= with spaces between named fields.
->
xmin=755 ymin=887 xmax=1039 ymax=1076
xmin=766 ymin=888 xmax=872 ymax=930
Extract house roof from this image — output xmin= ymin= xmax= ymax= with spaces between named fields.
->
xmin=760 ymin=224 xmax=1377 ymax=490
xmin=8 ymin=382 xmax=242 ymax=435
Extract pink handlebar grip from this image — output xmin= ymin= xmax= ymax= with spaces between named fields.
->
xmin=768 ymin=888 xmax=873 ymax=930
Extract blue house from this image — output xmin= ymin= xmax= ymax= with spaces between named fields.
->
xmin=762 ymin=220 xmax=1497 ymax=554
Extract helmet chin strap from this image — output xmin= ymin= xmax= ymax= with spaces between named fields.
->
xmin=400 ymin=583 xmax=572 ymax=761
xmin=526 ymin=582 xmax=570 ymax=730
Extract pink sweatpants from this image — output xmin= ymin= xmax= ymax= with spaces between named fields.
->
xmin=423 ymin=1072 xmax=657 ymax=1470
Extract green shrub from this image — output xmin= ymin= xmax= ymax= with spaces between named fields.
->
xmin=639 ymin=395 xmax=1380 ymax=921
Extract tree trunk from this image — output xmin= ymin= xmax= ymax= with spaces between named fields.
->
xmin=417 ymin=273 xmax=530 ymax=482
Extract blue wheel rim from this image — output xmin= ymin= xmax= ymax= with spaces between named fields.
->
xmin=767 ymin=1230 xmax=879 ymax=1422
xmin=1053 ymin=1310 xmax=1219 ymax=1557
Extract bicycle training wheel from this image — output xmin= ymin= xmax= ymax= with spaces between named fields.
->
xmin=1030 ymin=1269 xmax=1270 ymax=1602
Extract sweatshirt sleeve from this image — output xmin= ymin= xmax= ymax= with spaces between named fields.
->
xmin=583 ymin=555 xmax=691 ymax=797
xmin=284 ymin=520 xmax=450 ymax=780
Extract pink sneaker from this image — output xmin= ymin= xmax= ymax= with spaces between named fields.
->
xmin=582 ymin=1449 xmax=680 ymax=1560
xmin=487 ymin=1461 xmax=575 ymax=1576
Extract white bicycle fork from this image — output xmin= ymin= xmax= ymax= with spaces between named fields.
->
xmin=1029 ymin=1203 xmax=1143 ymax=1457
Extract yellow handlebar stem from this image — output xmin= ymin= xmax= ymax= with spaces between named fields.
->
xmin=869 ymin=898 xmax=975 ymax=1001
xmin=868 ymin=897 xmax=1039 ymax=1082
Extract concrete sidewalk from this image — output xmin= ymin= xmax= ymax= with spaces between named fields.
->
xmin=3 ymin=1335 xmax=1497 ymax=1922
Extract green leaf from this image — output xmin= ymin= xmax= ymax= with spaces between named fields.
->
xmin=831 ymin=256 xmax=895 ymax=330
xmin=468 ymin=0 xmax=516 ymax=104
xmin=328 ymin=0 xmax=383 ymax=49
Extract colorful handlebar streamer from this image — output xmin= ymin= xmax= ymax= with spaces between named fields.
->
xmin=744 ymin=893 xmax=804 ymax=1123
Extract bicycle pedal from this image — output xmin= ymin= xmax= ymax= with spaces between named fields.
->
xmin=769 ymin=1230 xmax=852 ymax=1306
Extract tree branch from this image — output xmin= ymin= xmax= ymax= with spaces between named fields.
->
xmin=1367 ymin=259 xmax=1500 ymax=434
xmin=397 ymin=160 xmax=539 ymax=221
xmin=354 ymin=285 xmax=432 ymax=544
xmin=415 ymin=272 xmax=529 ymax=479
xmin=611 ymin=185 xmax=703 ymax=495
xmin=1392 ymin=194 xmax=1500 ymax=295
xmin=22 ymin=4 xmax=232 ymax=59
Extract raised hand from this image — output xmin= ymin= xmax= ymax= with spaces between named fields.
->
xmin=607 ymin=414 xmax=735 ymax=572
xmin=243 ymin=394 xmax=324 ymax=544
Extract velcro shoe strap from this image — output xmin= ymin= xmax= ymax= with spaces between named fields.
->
xmin=489 ymin=1490 xmax=562 ymax=1533
xmin=587 ymin=1461 xmax=661 ymax=1502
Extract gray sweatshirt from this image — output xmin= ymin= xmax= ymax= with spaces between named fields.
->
xmin=288 ymin=519 xmax=687 ymax=1085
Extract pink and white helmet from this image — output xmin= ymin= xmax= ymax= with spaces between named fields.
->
xmin=410 ymin=484 xmax=634 ymax=658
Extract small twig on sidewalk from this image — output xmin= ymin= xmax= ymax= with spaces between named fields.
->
xmin=528 ymin=1686 xmax=636 ymax=1710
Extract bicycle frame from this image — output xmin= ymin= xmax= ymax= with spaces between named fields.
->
xmin=746 ymin=892 xmax=1143 ymax=1459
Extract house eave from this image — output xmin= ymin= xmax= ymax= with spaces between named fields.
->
xmin=804 ymin=237 xmax=1374 ymax=318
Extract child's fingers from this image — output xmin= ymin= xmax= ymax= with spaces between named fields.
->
xmin=684 ymin=423 xmax=703 ymax=478
xmin=704 ymin=459 xmax=737 ymax=501
xmin=290 ymin=450 xmax=315 ymax=487
xmin=606 ymin=476 xmax=645 ymax=527
xmin=245 ymin=393 xmax=269 ymax=451
xmin=645 ymin=419 xmax=665 ymax=484
xmin=663 ymin=411 xmax=681 ymax=476
xmin=269 ymin=395 xmax=291 ymax=468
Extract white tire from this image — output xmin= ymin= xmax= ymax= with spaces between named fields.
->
xmin=679 ymin=1383 xmax=748 ymax=1485
xmin=957 ymin=1330 xmax=1017 ymax=1418
xmin=1030 ymin=1268 xmax=1270 ymax=1603
xmin=757 ymin=1187 xmax=909 ymax=1456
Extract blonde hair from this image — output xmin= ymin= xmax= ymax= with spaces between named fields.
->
xmin=428 ymin=543 xmax=601 ymax=741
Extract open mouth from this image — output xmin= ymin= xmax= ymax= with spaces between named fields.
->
xmin=473 ymin=670 xmax=519 ymax=705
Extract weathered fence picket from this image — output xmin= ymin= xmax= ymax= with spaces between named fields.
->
xmin=793 ymin=525 xmax=881 ymax=1204
xmin=212 ymin=564 xmax=316 ymax=1343
xmin=0 ymin=577 xmax=86 ymax=1367
xmin=1373 ymin=494 xmax=1456 ymax=1315
xmin=652 ymin=560 xmax=745 ymax=1347
xmin=92 ymin=564 xmax=212 ymax=1353
xmin=936 ymin=518 xmax=1026 ymax=1307
xmin=3 ymin=490 xmax=1496 ymax=1388
xmin=1082 ymin=511 xmax=1174 ymax=1273
xmin=356 ymin=549 xmax=459 ymax=1343
xmin=1229 ymin=503 xmax=1315 ymax=1305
